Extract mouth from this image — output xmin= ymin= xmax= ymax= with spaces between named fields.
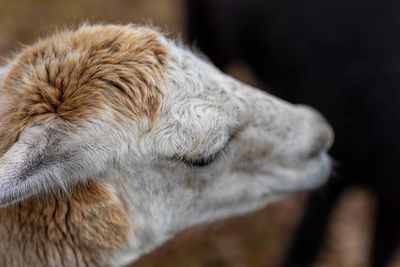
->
xmin=300 ymin=152 xmax=332 ymax=190
xmin=262 ymin=152 xmax=332 ymax=193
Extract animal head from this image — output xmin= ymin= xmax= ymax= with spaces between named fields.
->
xmin=0 ymin=24 xmax=333 ymax=263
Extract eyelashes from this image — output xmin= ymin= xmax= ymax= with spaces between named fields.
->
xmin=181 ymin=151 xmax=221 ymax=167
xmin=179 ymin=138 xmax=232 ymax=168
xmin=168 ymin=127 xmax=242 ymax=168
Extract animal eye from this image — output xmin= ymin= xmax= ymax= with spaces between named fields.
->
xmin=181 ymin=153 xmax=220 ymax=167
xmin=179 ymin=139 xmax=232 ymax=168
xmin=170 ymin=133 xmax=237 ymax=168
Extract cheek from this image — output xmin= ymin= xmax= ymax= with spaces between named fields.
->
xmin=231 ymin=128 xmax=276 ymax=166
xmin=181 ymin=176 xmax=210 ymax=192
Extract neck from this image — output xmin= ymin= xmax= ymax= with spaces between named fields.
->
xmin=0 ymin=182 xmax=132 ymax=267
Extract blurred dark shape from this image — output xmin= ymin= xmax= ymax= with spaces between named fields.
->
xmin=186 ymin=0 xmax=400 ymax=266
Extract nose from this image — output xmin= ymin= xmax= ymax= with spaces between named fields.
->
xmin=297 ymin=105 xmax=334 ymax=158
xmin=308 ymin=123 xmax=334 ymax=158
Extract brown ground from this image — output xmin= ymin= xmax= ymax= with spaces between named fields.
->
xmin=0 ymin=1 xmax=398 ymax=266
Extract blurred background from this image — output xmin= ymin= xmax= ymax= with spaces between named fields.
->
xmin=0 ymin=1 xmax=399 ymax=266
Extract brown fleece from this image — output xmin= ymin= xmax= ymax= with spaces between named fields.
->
xmin=0 ymin=182 xmax=131 ymax=267
xmin=0 ymin=24 xmax=167 ymax=154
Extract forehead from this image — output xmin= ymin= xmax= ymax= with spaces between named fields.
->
xmin=2 ymin=25 xmax=168 ymax=126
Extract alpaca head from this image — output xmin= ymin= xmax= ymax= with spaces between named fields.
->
xmin=0 ymin=24 xmax=333 ymax=264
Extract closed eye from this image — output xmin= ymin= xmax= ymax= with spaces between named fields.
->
xmin=179 ymin=139 xmax=232 ymax=168
xmin=181 ymin=151 xmax=221 ymax=167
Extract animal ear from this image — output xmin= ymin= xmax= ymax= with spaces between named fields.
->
xmin=0 ymin=125 xmax=112 ymax=207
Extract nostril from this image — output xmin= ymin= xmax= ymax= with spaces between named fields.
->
xmin=295 ymin=104 xmax=334 ymax=158
xmin=308 ymin=125 xmax=334 ymax=158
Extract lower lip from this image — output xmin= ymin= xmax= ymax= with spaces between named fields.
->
xmin=273 ymin=153 xmax=332 ymax=193
xmin=305 ymin=153 xmax=332 ymax=189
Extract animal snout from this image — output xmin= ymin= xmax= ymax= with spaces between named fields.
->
xmin=297 ymin=105 xmax=334 ymax=158
xmin=307 ymin=123 xmax=334 ymax=158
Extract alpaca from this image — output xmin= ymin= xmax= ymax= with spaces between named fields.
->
xmin=0 ymin=24 xmax=333 ymax=267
